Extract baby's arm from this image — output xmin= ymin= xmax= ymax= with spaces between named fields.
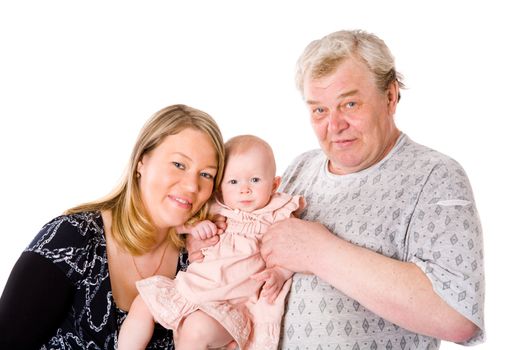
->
xmin=177 ymin=220 xmax=220 ymax=240
xmin=118 ymin=295 xmax=155 ymax=350
xmin=182 ymin=214 xmax=228 ymax=263
xmin=251 ymin=195 xmax=305 ymax=303
xmin=251 ymin=266 xmax=293 ymax=304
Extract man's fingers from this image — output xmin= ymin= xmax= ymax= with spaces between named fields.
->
xmin=226 ymin=341 xmax=238 ymax=350
xmin=251 ymin=270 xmax=269 ymax=281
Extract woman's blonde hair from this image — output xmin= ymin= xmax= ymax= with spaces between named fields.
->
xmin=66 ymin=104 xmax=225 ymax=255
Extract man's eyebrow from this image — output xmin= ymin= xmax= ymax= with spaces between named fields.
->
xmin=338 ymin=89 xmax=358 ymax=99
xmin=306 ymin=89 xmax=359 ymax=105
xmin=306 ymin=99 xmax=320 ymax=105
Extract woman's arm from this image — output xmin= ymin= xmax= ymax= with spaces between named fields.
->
xmin=0 ymin=251 xmax=74 ymax=349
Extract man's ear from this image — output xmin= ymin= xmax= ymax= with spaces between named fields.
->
xmin=272 ymin=176 xmax=281 ymax=193
xmin=386 ymin=80 xmax=399 ymax=115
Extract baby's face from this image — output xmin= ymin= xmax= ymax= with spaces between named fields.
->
xmin=220 ymin=146 xmax=278 ymax=212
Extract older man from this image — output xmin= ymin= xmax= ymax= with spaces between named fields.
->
xmin=261 ymin=30 xmax=485 ymax=349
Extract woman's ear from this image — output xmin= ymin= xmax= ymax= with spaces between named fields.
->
xmin=136 ymin=160 xmax=144 ymax=178
xmin=272 ymin=176 xmax=282 ymax=193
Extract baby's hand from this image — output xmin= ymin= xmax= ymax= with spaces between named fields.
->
xmin=190 ymin=220 xmax=219 ymax=240
xmin=211 ymin=214 xmax=227 ymax=234
xmin=251 ymin=266 xmax=293 ymax=304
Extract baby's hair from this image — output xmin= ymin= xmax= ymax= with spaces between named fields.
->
xmin=224 ymin=135 xmax=277 ymax=177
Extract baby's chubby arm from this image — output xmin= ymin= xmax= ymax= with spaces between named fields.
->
xmin=188 ymin=220 xmax=219 ymax=240
xmin=250 ymin=195 xmax=305 ymax=303
xmin=180 ymin=214 xmax=227 ymax=262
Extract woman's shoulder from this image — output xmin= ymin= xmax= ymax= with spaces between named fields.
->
xmin=27 ymin=211 xmax=105 ymax=253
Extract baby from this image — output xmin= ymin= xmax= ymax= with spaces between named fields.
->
xmin=118 ymin=135 xmax=305 ymax=350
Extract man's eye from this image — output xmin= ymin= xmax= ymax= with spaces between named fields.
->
xmin=346 ymin=101 xmax=356 ymax=108
xmin=250 ymin=177 xmax=260 ymax=183
xmin=311 ymin=107 xmax=327 ymax=121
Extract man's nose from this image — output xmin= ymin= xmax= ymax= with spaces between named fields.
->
xmin=328 ymin=109 xmax=349 ymax=133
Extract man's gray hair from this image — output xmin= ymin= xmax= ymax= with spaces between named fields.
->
xmin=295 ymin=29 xmax=405 ymax=98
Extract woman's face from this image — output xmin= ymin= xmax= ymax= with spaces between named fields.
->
xmin=137 ymin=128 xmax=218 ymax=231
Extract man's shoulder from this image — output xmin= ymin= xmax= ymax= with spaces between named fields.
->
xmin=398 ymin=136 xmax=464 ymax=171
xmin=290 ymin=148 xmax=325 ymax=165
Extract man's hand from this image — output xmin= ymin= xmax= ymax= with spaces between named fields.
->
xmin=251 ymin=266 xmax=293 ymax=304
xmin=260 ymin=218 xmax=332 ymax=274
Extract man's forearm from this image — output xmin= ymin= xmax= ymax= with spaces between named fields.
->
xmin=311 ymin=232 xmax=478 ymax=342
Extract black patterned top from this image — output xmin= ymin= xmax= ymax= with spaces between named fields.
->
xmin=0 ymin=211 xmax=187 ymax=349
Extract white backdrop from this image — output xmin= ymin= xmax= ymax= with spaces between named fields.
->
xmin=1 ymin=1 xmax=523 ymax=348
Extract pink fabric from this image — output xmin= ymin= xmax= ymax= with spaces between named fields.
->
xmin=137 ymin=192 xmax=302 ymax=350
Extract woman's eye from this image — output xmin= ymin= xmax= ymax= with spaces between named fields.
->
xmin=200 ymin=172 xmax=214 ymax=180
xmin=250 ymin=177 xmax=260 ymax=183
xmin=173 ymin=162 xmax=185 ymax=170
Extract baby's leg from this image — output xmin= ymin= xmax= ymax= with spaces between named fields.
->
xmin=118 ymin=295 xmax=155 ymax=350
xmin=176 ymin=310 xmax=233 ymax=350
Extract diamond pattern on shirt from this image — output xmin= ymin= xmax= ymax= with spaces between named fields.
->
xmin=279 ymin=134 xmax=484 ymax=349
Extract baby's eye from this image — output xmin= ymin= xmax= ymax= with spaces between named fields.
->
xmin=172 ymin=162 xmax=185 ymax=170
xmin=227 ymin=179 xmax=237 ymax=185
xmin=250 ymin=177 xmax=260 ymax=183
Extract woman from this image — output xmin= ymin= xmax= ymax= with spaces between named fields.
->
xmin=0 ymin=104 xmax=225 ymax=349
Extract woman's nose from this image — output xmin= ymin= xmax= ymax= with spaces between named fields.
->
xmin=181 ymin=173 xmax=199 ymax=193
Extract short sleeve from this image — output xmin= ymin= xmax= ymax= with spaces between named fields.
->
xmin=406 ymin=160 xmax=485 ymax=344
xmin=272 ymin=194 xmax=305 ymax=223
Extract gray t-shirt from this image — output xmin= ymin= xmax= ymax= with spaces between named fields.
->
xmin=279 ymin=134 xmax=484 ymax=350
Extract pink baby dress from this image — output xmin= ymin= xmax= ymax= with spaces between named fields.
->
xmin=136 ymin=192 xmax=303 ymax=350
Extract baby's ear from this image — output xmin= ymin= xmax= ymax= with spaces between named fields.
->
xmin=272 ymin=176 xmax=281 ymax=193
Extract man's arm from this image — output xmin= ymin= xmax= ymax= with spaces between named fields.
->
xmin=260 ymin=218 xmax=478 ymax=342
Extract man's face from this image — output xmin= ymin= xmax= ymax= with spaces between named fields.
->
xmin=303 ymin=57 xmax=399 ymax=175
